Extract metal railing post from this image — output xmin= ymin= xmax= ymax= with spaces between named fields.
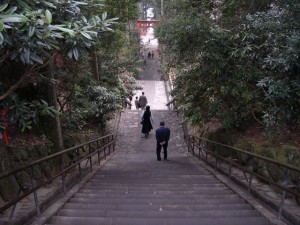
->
xmin=247 ymin=158 xmax=254 ymax=193
xmin=205 ymin=140 xmax=208 ymax=162
xmin=228 ymin=149 xmax=233 ymax=180
xmin=104 ymin=138 xmax=107 ymax=159
xmin=88 ymin=143 xmax=93 ymax=171
xmin=60 ymin=156 xmax=66 ymax=194
xmin=88 ymin=143 xmax=92 ymax=154
xmin=9 ymin=188 xmax=22 ymax=219
xmin=77 ymin=150 xmax=82 ymax=179
xmin=278 ymin=168 xmax=290 ymax=220
xmin=214 ymin=147 xmax=218 ymax=172
xmin=89 ymin=155 xmax=93 ymax=172
xmin=113 ymin=135 xmax=116 ymax=153
xmin=198 ymin=138 xmax=201 ymax=158
xmin=30 ymin=167 xmax=40 ymax=216
xmin=96 ymin=140 xmax=101 ymax=165
xmin=192 ymin=136 xmax=195 ymax=156
xmin=187 ymin=135 xmax=191 ymax=153
xmin=108 ymin=136 xmax=111 ymax=154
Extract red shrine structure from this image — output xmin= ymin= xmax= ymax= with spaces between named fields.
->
xmin=137 ymin=20 xmax=159 ymax=35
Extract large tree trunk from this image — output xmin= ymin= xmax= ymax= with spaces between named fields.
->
xmin=94 ymin=52 xmax=100 ymax=81
xmin=47 ymin=60 xmax=64 ymax=151
xmin=90 ymin=52 xmax=101 ymax=82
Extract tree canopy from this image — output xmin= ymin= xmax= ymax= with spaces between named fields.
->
xmin=156 ymin=0 xmax=300 ymax=133
xmin=0 ymin=0 xmax=141 ymax=145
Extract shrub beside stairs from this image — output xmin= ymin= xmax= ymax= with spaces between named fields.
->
xmin=45 ymin=110 xmax=272 ymax=225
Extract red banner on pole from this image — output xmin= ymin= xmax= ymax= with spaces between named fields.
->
xmin=0 ymin=106 xmax=9 ymax=145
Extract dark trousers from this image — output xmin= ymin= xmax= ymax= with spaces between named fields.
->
xmin=156 ymin=141 xmax=168 ymax=160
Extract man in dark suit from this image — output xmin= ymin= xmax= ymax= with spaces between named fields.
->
xmin=155 ymin=121 xmax=171 ymax=161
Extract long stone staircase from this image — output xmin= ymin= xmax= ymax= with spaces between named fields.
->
xmin=45 ymin=110 xmax=272 ymax=225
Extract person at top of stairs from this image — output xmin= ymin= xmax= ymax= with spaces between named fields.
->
xmin=138 ymin=92 xmax=148 ymax=110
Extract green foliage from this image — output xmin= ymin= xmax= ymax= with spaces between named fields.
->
xmin=119 ymin=69 xmax=143 ymax=97
xmin=157 ymin=14 xmax=262 ymax=129
xmin=8 ymin=95 xmax=61 ymax=132
xmin=57 ymin=58 xmax=128 ymax=132
xmin=61 ymin=79 xmax=121 ymax=131
xmin=222 ymin=0 xmax=273 ymax=16
xmin=0 ymin=0 xmax=118 ymax=63
xmin=53 ymin=0 xmax=142 ymax=134
xmin=102 ymin=0 xmax=138 ymax=24
xmin=93 ymin=27 xmax=142 ymax=98
xmin=241 ymin=4 xmax=300 ymax=129
xmin=88 ymin=86 xmax=121 ymax=115
xmin=0 ymin=0 xmax=123 ymax=135
xmin=157 ymin=0 xmax=300 ymax=132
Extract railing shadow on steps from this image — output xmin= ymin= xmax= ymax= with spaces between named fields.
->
xmin=184 ymin=134 xmax=300 ymax=224
xmin=0 ymin=111 xmax=121 ymax=220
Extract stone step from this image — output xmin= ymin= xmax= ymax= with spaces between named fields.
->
xmin=79 ymin=187 xmax=228 ymax=194
xmin=49 ymin=216 xmax=271 ymax=225
xmin=92 ymin=174 xmax=216 ymax=178
xmin=85 ymin=182 xmax=224 ymax=188
xmin=80 ymin=188 xmax=228 ymax=194
xmin=91 ymin=175 xmax=218 ymax=179
xmin=82 ymin=184 xmax=227 ymax=189
xmin=86 ymin=178 xmax=220 ymax=185
xmin=79 ymin=189 xmax=222 ymax=195
xmin=45 ymin=110 xmax=272 ymax=225
xmin=93 ymin=174 xmax=213 ymax=178
xmin=69 ymin=197 xmax=245 ymax=205
xmin=74 ymin=191 xmax=236 ymax=199
xmin=96 ymin=171 xmax=209 ymax=176
xmin=57 ymin=208 xmax=262 ymax=218
xmin=49 ymin=216 xmax=111 ymax=225
xmin=63 ymin=202 xmax=253 ymax=211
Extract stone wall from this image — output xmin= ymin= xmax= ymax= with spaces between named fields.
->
xmin=0 ymin=129 xmax=101 ymax=204
xmin=0 ymin=143 xmax=54 ymax=202
xmin=0 ymin=145 xmax=19 ymax=202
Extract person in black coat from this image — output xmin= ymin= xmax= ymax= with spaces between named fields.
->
xmin=155 ymin=121 xmax=171 ymax=161
xmin=141 ymin=105 xmax=154 ymax=137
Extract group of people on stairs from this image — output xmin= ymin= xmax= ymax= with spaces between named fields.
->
xmin=138 ymin=92 xmax=171 ymax=161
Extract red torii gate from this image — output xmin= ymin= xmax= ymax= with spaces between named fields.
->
xmin=137 ymin=20 xmax=159 ymax=35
